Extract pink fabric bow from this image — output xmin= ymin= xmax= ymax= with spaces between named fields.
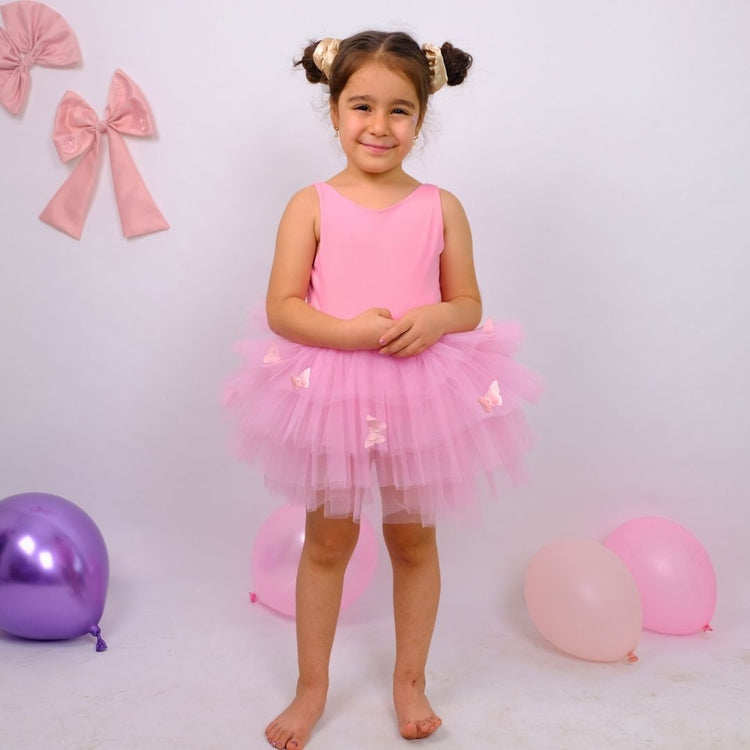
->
xmin=40 ymin=69 xmax=169 ymax=239
xmin=291 ymin=367 xmax=311 ymax=390
xmin=478 ymin=380 xmax=503 ymax=413
xmin=0 ymin=1 xmax=80 ymax=115
xmin=364 ymin=415 xmax=387 ymax=449
xmin=263 ymin=344 xmax=281 ymax=364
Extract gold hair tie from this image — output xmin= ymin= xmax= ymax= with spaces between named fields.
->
xmin=313 ymin=38 xmax=341 ymax=79
xmin=422 ymin=43 xmax=448 ymax=93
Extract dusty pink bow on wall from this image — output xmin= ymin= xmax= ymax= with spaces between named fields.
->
xmin=40 ymin=69 xmax=169 ymax=239
xmin=0 ymin=1 xmax=80 ymax=115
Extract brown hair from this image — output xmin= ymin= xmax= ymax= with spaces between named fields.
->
xmin=295 ymin=31 xmax=472 ymax=121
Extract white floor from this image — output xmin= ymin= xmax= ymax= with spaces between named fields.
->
xmin=3 ymin=506 xmax=749 ymax=750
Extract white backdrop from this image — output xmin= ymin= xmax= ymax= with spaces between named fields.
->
xmin=2 ymin=0 xmax=749 ymax=625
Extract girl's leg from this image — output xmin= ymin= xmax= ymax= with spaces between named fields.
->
xmin=381 ymin=489 xmax=442 ymax=741
xmin=265 ymin=506 xmax=361 ymax=750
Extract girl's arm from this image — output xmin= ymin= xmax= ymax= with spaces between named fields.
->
xmin=378 ymin=189 xmax=482 ymax=357
xmin=266 ymin=186 xmax=394 ymax=349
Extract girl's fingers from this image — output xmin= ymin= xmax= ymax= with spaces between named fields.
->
xmin=380 ymin=329 xmax=418 ymax=356
xmin=380 ymin=320 xmax=409 ymax=346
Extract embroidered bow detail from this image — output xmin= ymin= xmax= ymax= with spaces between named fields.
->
xmin=0 ymin=1 xmax=80 ymax=115
xmin=364 ymin=415 xmax=387 ymax=449
xmin=39 ymin=69 xmax=169 ymax=239
xmin=478 ymin=380 xmax=503 ymax=412
xmin=291 ymin=367 xmax=311 ymax=390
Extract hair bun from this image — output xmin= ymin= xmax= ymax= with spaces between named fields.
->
xmin=295 ymin=40 xmax=327 ymax=84
xmin=440 ymin=42 xmax=472 ymax=86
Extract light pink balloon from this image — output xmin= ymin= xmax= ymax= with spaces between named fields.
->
xmin=604 ymin=516 xmax=716 ymax=635
xmin=251 ymin=504 xmax=378 ymax=617
xmin=524 ymin=538 xmax=642 ymax=662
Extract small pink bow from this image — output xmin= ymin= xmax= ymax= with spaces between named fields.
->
xmin=364 ymin=415 xmax=386 ymax=449
xmin=291 ymin=367 xmax=311 ymax=390
xmin=478 ymin=380 xmax=503 ymax=412
xmin=263 ymin=344 xmax=280 ymax=364
xmin=0 ymin=1 xmax=80 ymax=115
xmin=40 ymin=69 xmax=169 ymax=239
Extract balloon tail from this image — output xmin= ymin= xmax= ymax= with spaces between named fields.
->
xmin=90 ymin=625 xmax=108 ymax=652
xmin=626 ymin=651 xmax=639 ymax=663
xmin=702 ymin=624 xmax=714 ymax=632
xmin=249 ymin=592 xmax=258 ymax=603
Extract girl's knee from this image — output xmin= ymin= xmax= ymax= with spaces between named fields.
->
xmin=304 ymin=513 xmax=361 ymax=567
xmin=383 ymin=524 xmax=437 ymax=567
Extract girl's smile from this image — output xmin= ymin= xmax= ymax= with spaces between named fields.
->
xmin=360 ymin=142 xmax=394 ymax=153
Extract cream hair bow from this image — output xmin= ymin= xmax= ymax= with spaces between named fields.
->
xmin=422 ymin=43 xmax=447 ymax=92
xmin=312 ymin=38 xmax=339 ymax=79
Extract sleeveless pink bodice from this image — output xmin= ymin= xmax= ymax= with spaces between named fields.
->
xmin=308 ymin=182 xmax=444 ymax=320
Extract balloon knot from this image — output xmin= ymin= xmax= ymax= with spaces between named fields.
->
xmin=625 ymin=651 xmax=639 ymax=663
xmin=702 ymin=624 xmax=714 ymax=632
xmin=249 ymin=592 xmax=258 ymax=604
xmin=90 ymin=625 xmax=108 ymax=652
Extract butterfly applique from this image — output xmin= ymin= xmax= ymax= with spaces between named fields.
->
xmin=364 ymin=414 xmax=387 ymax=448
xmin=478 ymin=380 xmax=503 ymax=412
xmin=263 ymin=343 xmax=280 ymax=363
xmin=291 ymin=367 xmax=311 ymax=390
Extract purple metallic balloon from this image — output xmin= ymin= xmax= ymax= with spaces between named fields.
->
xmin=0 ymin=492 xmax=108 ymax=650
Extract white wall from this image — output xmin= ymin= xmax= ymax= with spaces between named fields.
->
xmin=2 ymin=1 xmax=748 ymax=618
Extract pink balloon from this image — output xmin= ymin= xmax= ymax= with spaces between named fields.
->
xmin=605 ymin=517 xmax=716 ymax=635
xmin=251 ymin=504 xmax=378 ymax=617
xmin=524 ymin=538 xmax=642 ymax=662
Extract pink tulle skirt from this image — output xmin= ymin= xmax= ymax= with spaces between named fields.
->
xmin=223 ymin=319 xmax=542 ymax=525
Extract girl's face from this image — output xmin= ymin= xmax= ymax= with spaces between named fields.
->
xmin=330 ymin=61 xmax=421 ymax=178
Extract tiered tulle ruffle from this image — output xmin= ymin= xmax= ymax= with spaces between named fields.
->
xmin=223 ymin=319 xmax=542 ymax=525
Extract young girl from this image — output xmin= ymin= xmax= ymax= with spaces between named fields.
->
xmin=225 ymin=30 xmax=541 ymax=749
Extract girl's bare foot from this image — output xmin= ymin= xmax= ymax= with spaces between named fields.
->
xmin=265 ymin=683 xmax=327 ymax=749
xmin=393 ymin=678 xmax=442 ymax=740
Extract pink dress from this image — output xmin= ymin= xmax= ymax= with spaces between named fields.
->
xmin=224 ymin=182 xmax=542 ymax=525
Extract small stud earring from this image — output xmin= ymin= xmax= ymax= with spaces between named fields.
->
xmin=334 ymin=128 xmax=339 ymax=138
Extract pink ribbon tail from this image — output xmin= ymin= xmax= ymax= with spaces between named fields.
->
xmin=107 ymin=129 xmax=169 ymax=238
xmin=39 ymin=136 xmax=101 ymax=240
xmin=0 ymin=65 xmax=29 ymax=116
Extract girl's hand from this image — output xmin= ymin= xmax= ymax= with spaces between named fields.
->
xmin=378 ymin=305 xmax=445 ymax=357
xmin=348 ymin=308 xmax=394 ymax=349
xmin=378 ymin=190 xmax=483 ymax=358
